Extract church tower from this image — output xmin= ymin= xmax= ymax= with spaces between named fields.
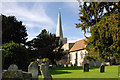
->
xmin=56 ymin=8 xmax=63 ymax=39
xmin=56 ymin=8 xmax=67 ymax=44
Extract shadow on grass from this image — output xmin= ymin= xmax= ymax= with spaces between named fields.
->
xmin=49 ymin=70 xmax=72 ymax=75
xmin=49 ymin=66 xmax=100 ymax=71
xmin=49 ymin=67 xmax=83 ymax=70
xmin=90 ymin=66 xmax=100 ymax=69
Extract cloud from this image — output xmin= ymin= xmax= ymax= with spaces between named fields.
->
xmin=1 ymin=2 xmax=55 ymax=30
xmin=1 ymin=2 xmax=56 ymax=41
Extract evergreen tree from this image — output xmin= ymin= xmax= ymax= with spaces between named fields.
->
xmin=2 ymin=41 xmax=29 ymax=71
xmin=2 ymin=15 xmax=28 ymax=45
xmin=76 ymin=2 xmax=120 ymax=63
xmin=29 ymin=29 xmax=66 ymax=64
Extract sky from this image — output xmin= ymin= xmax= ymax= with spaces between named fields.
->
xmin=1 ymin=1 xmax=91 ymax=43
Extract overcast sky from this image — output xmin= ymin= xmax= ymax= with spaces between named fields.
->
xmin=1 ymin=1 xmax=91 ymax=42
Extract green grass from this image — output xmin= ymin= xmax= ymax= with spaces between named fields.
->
xmin=39 ymin=65 xmax=118 ymax=78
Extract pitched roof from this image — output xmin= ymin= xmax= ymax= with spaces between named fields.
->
xmin=69 ymin=38 xmax=87 ymax=52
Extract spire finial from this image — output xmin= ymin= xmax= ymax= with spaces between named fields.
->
xmin=56 ymin=8 xmax=63 ymax=39
xmin=59 ymin=8 xmax=61 ymax=12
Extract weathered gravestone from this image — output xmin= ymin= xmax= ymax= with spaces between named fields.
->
xmin=71 ymin=63 xmax=73 ymax=67
xmin=28 ymin=62 xmax=38 ymax=79
xmin=3 ymin=64 xmax=32 ymax=79
xmin=52 ymin=64 xmax=56 ymax=69
xmin=100 ymin=63 xmax=105 ymax=73
xmin=40 ymin=63 xmax=52 ymax=79
xmin=61 ymin=64 xmax=64 ymax=68
xmin=66 ymin=64 xmax=68 ymax=68
xmin=74 ymin=64 xmax=77 ymax=68
xmin=3 ymin=64 xmax=23 ymax=78
xmin=83 ymin=63 xmax=89 ymax=72
xmin=8 ymin=64 xmax=18 ymax=71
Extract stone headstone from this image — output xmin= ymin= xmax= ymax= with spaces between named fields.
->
xmin=40 ymin=63 xmax=52 ymax=79
xmin=66 ymin=64 xmax=68 ymax=68
xmin=3 ymin=64 xmax=22 ymax=79
xmin=53 ymin=64 xmax=56 ymax=69
xmin=57 ymin=64 xmax=61 ymax=67
xmin=74 ymin=64 xmax=77 ymax=68
xmin=3 ymin=64 xmax=32 ymax=79
xmin=8 ymin=64 xmax=18 ymax=71
xmin=71 ymin=64 xmax=73 ymax=67
xmin=100 ymin=64 xmax=105 ymax=73
xmin=61 ymin=64 xmax=64 ymax=68
xmin=83 ymin=63 xmax=89 ymax=72
xmin=3 ymin=70 xmax=23 ymax=79
xmin=28 ymin=62 xmax=38 ymax=78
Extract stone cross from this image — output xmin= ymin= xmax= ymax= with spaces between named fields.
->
xmin=28 ymin=62 xmax=38 ymax=78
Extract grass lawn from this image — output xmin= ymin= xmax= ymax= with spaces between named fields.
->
xmin=39 ymin=65 xmax=119 ymax=78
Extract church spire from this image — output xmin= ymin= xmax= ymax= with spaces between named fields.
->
xmin=56 ymin=8 xmax=63 ymax=39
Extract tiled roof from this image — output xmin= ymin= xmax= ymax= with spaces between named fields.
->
xmin=69 ymin=38 xmax=87 ymax=52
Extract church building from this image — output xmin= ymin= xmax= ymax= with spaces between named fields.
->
xmin=55 ymin=8 xmax=101 ymax=66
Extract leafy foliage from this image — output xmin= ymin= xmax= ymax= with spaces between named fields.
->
xmin=2 ymin=41 xmax=29 ymax=71
xmin=76 ymin=2 xmax=119 ymax=37
xmin=86 ymin=12 xmax=120 ymax=63
xmin=28 ymin=29 xmax=66 ymax=64
xmin=76 ymin=2 xmax=120 ymax=63
xmin=2 ymin=15 xmax=28 ymax=45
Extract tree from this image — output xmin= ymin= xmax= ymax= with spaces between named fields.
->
xmin=29 ymin=29 xmax=66 ymax=64
xmin=2 ymin=15 xmax=28 ymax=45
xmin=76 ymin=2 xmax=119 ymax=37
xmin=85 ymin=12 xmax=120 ymax=63
xmin=2 ymin=41 xmax=29 ymax=71
xmin=76 ymin=2 xmax=120 ymax=63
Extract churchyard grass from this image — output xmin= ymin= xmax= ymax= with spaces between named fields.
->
xmin=39 ymin=65 xmax=118 ymax=78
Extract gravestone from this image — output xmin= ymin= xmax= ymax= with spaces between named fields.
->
xmin=74 ymin=64 xmax=77 ymax=68
xmin=53 ymin=64 xmax=56 ymax=69
xmin=3 ymin=64 xmax=32 ymax=79
xmin=71 ymin=63 xmax=73 ymax=67
xmin=3 ymin=64 xmax=23 ymax=78
xmin=28 ymin=62 xmax=38 ymax=78
xmin=8 ymin=64 xmax=18 ymax=71
xmin=57 ymin=64 xmax=61 ymax=67
xmin=66 ymin=64 xmax=68 ymax=68
xmin=100 ymin=63 xmax=105 ymax=73
xmin=40 ymin=63 xmax=52 ymax=79
xmin=61 ymin=64 xmax=64 ymax=68
xmin=83 ymin=63 xmax=89 ymax=72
